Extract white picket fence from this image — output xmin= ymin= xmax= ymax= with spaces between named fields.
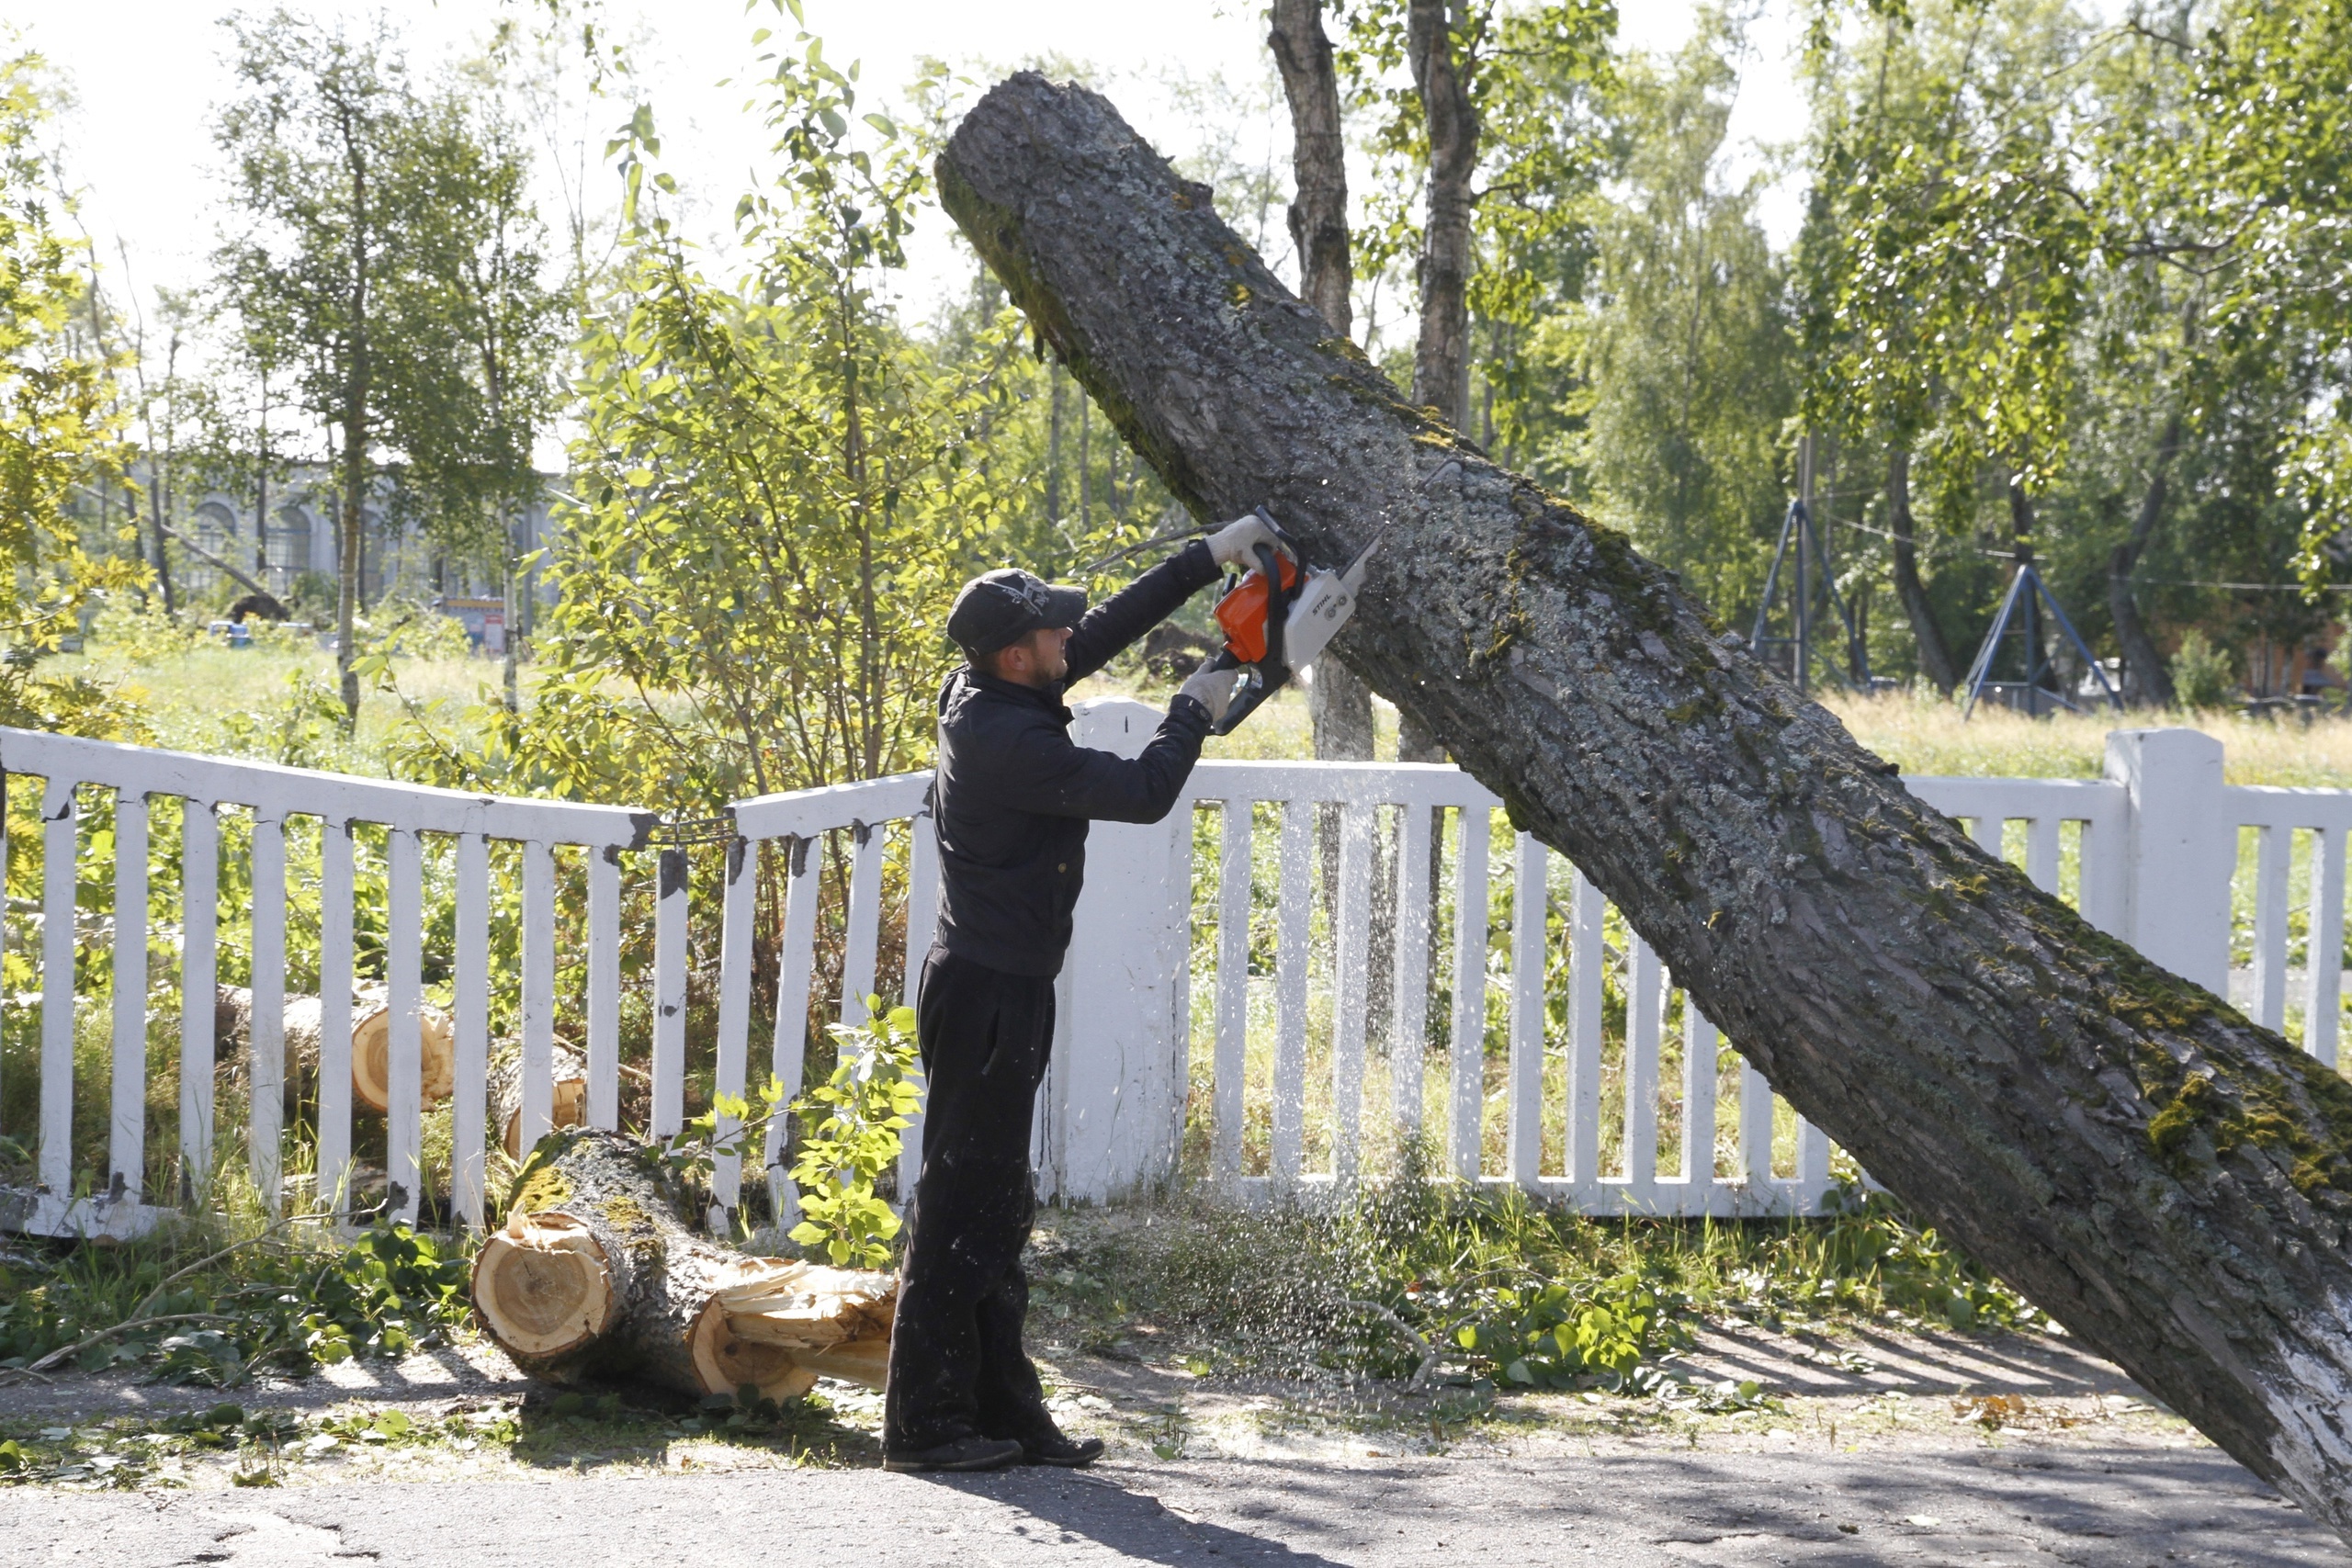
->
xmin=0 ymin=713 xmax=2341 ymax=1238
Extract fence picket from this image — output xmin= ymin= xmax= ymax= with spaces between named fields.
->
xmin=317 ymin=819 xmax=355 ymax=1219
xmin=713 ymin=834 xmax=755 ymax=1218
xmin=1625 ymin=938 xmax=1661 ymax=1197
xmin=1683 ymin=994 xmax=1718 ymax=1198
xmin=1332 ymin=803 xmax=1373 ymax=1183
xmin=898 ymin=812 xmax=941 ymax=1198
xmin=766 ymin=837 xmax=822 ymax=1223
xmin=1448 ymin=807 xmax=1490 ymax=1181
xmin=249 ymin=814 xmax=287 ymax=1215
xmin=178 ymin=799 xmax=218 ymax=1205
xmin=2254 ymin=824 xmax=2291 ymax=1032
xmin=2027 ymin=815 xmax=2061 ymax=895
xmin=1798 ymin=1112 xmax=1831 ymax=1201
xmin=1213 ymin=802 xmax=1251 ymax=1184
xmin=2306 ymin=826 xmax=2346 ymax=1068
xmin=1972 ymin=813 xmax=2005 ymax=859
xmin=385 ymin=828 xmax=424 ymax=1224
xmin=1507 ymin=832 xmax=1545 ymax=1188
xmin=40 ymin=780 xmax=76 ymax=1199
xmin=1740 ymin=1063 xmax=1774 ymax=1190
xmin=109 ymin=792 xmax=148 ymax=1206
xmin=1272 ymin=799 xmax=1313 ymax=1185
xmin=1567 ymin=869 xmax=1604 ymax=1193
xmin=650 ymin=845 xmax=685 ymax=1138
xmin=1390 ymin=803 xmax=1432 ymax=1142
xmin=840 ymin=822 xmax=885 ymax=1027
xmin=587 ymin=845 xmax=623 ymax=1131
xmin=451 ymin=832 xmax=489 ymax=1227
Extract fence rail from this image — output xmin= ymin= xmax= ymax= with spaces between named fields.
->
xmin=3 ymin=716 xmax=2346 ymax=1238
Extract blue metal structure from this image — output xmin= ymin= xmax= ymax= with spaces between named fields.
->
xmin=1962 ymin=561 xmax=2123 ymax=718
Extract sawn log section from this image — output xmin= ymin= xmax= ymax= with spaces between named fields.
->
xmin=940 ymin=73 xmax=2352 ymax=1538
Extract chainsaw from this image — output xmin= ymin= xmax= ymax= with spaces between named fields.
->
xmin=1201 ymin=507 xmax=1380 ymax=736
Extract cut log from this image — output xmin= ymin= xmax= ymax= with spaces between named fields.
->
xmin=489 ymin=1043 xmax=591 ymax=1161
xmin=349 ymin=1001 xmax=455 ymax=1113
xmin=470 ymin=1129 xmax=895 ymax=1404
xmin=215 ymin=984 xmax=450 ymax=1113
xmin=941 ymin=73 xmax=2352 ymax=1540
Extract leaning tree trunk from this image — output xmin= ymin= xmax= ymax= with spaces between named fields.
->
xmin=471 ymin=1130 xmax=896 ymax=1404
xmin=940 ymin=73 xmax=2352 ymax=1540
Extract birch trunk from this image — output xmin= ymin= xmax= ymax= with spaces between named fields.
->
xmin=939 ymin=73 xmax=2352 ymax=1541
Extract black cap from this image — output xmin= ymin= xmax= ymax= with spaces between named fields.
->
xmin=947 ymin=569 xmax=1088 ymax=660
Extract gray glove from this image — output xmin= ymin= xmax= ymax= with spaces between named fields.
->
xmin=1177 ymin=665 xmax=1245 ymax=726
xmin=1205 ymin=512 xmax=1286 ymax=570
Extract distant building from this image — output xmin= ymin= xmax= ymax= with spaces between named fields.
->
xmin=119 ymin=466 xmax=566 ymax=620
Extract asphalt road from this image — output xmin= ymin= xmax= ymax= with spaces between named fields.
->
xmin=5 ymin=1446 xmax=2341 ymax=1566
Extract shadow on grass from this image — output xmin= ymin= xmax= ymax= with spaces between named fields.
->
xmin=506 ymin=1384 xmax=883 ymax=1472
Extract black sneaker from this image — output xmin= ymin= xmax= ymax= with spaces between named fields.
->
xmin=883 ymin=1436 xmax=1025 ymax=1473
xmin=1021 ymin=1434 xmax=1105 ymax=1468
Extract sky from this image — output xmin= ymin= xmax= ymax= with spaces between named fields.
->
xmin=10 ymin=0 xmax=1809 ymax=359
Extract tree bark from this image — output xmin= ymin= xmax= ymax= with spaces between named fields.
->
xmin=1407 ymin=0 xmax=1478 ymax=430
xmin=471 ymin=1130 xmax=894 ymax=1402
xmin=940 ymin=73 xmax=2352 ymax=1542
xmin=1885 ymin=451 xmax=1958 ymax=694
xmin=1270 ymin=0 xmax=1353 ymax=340
xmin=2109 ymin=412 xmax=2184 ymax=710
xmin=1270 ymin=0 xmax=1378 ymax=768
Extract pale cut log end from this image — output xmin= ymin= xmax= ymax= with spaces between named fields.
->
xmin=503 ymin=1077 xmax=590 ymax=1162
xmin=472 ymin=1212 xmax=616 ymax=1359
xmin=691 ymin=1279 xmax=821 ymax=1404
xmin=716 ymin=1259 xmax=897 ymax=1392
xmin=787 ymin=1337 xmax=891 ymax=1392
xmin=351 ymin=1004 xmax=457 ymax=1113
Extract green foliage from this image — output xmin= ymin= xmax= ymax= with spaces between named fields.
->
xmin=0 ymin=1218 xmax=471 ymax=1384
xmin=786 ymin=998 xmax=922 ymax=1268
xmin=407 ymin=19 xmax=1033 ymax=813
xmin=1335 ymin=0 xmax=1618 ymax=447
xmin=1543 ymin=17 xmax=1796 ymax=619
xmin=1078 ymin=1160 xmax=2043 ymax=1392
xmin=2169 ymin=627 xmax=2238 ymax=711
xmin=0 ymin=51 xmax=145 ymax=730
xmin=1450 ymin=1271 xmax=1689 ymax=1387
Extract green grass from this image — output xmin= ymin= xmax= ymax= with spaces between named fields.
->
xmin=0 ymin=1206 xmax=471 ymax=1383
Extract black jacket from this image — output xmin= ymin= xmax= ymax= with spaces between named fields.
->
xmin=931 ymin=541 xmax=1221 ymax=977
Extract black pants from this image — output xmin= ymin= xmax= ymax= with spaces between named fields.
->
xmin=883 ymin=947 xmax=1060 ymax=1452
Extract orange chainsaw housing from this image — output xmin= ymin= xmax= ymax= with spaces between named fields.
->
xmin=1212 ymin=554 xmax=1301 ymax=665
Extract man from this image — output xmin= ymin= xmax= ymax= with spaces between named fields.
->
xmin=882 ymin=514 xmax=1283 ymax=1473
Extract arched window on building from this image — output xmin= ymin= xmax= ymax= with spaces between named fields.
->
xmin=187 ymin=502 xmax=237 ymax=595
xmin=269 ymin=506 xmax=312 ymax=586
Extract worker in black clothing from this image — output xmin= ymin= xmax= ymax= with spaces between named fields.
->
xmin=882 ymin=514 xmax=1283 ymax=1474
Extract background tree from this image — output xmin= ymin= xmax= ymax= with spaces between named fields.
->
xmin=1271 ymin=0 xmax=1376 ymax=761
xmin=393 ymin=73 xmax=565 ymax=707
xmin=1557 ymin=17 xmax=1796 ymax=623
xmin=0 ymin=50 xmax=142 ymax=730
xmin=429 ymin=37 xmax=1030 ymax=811
xmin=213 ymin=10 xmax=481 ymax=726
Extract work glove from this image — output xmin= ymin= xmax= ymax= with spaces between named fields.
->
xmin=1205 ymin=512 xmax=1287 ymax=571
xmin=1176 ymin=665 xmax=1246 ymax=726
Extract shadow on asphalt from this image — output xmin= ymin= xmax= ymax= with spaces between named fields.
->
xmin=921 ymin=1468 xmax=1351 ymax=1564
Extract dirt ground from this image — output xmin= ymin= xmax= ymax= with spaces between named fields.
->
xmin=4 ymin=1316 xmax=2340 ymax=1566
xmin=0 ymin=1312 xmax=2217 ymax=1484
